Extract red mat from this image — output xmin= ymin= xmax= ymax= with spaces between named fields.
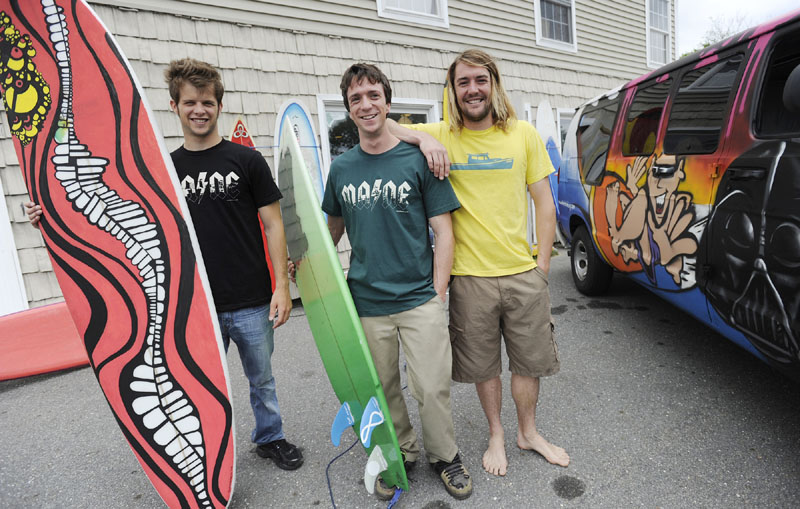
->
xmin=0 ymin=303 xmax=88 ymax=381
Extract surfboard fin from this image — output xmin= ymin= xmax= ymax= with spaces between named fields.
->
xmin=331 ymin=401 xmax=355 ymax=446
xmin=363 ymin=444 xmax=388 ymax=494
xmin=359 ymin=396 xmax=385 ymax=448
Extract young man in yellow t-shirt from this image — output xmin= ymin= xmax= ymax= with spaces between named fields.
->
xmin=389 ymin=49 xmax=570 ymax=477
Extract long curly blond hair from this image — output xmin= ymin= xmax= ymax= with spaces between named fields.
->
xmin=446 ymin=49 xmax=516 ymax=132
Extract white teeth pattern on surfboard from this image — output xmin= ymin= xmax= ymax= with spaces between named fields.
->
xmin=41 ymin=1 xmax=214 ymax=505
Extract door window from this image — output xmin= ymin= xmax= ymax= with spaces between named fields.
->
xmin=622 ymin=78 xmax=672 ymax=156
xmin=664 ymin=55 xmax=743 ymax=154
xmin=577 ymin=96 xmax=619 ymax=185
xmin=755 ymin=33 xmax=800 ymax=137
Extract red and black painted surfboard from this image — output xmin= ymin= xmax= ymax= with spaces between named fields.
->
xmin=0 ymin=1 xmax=234 ymax=507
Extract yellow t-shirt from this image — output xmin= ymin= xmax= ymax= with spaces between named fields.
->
xmin=410 ymin=120 xmax=554 ymax=277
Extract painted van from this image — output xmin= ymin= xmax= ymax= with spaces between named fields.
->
xmin=556 ymin=9 xmax=800 ymax=382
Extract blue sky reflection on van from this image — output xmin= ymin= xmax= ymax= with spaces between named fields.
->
xmin=450 ymin=153 xmax=513 ymax=170
xmin=556 ymin=8 xmax=800 ymax=382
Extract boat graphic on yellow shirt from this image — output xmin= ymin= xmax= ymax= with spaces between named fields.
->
xmin=451 ymin=152 xmax=514 ymax=170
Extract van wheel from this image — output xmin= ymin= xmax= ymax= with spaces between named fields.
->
xmin=571 ymin=226 xmax=613 ymax=295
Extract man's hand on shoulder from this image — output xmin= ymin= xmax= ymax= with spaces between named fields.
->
xmin=24 ymin=202 xmax=42 ymax=230
xmin=419 ymin=136 xmax=450 ymax=180
xmin=386 ymin=118 xmax=450 ymax=179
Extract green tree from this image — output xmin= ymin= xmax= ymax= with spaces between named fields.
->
xmin=680 ymin=13 xmax=749 ymax=58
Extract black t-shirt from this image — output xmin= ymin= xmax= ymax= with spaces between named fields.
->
xmin=171 ymin=140 xmax=282 ymax=311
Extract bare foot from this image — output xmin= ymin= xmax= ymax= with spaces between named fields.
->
xmin=483 ymin=433 xmax=508 ymax=476
xmin=518 ymin=432 xmax=570 ymax=467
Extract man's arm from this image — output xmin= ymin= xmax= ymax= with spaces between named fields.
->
xmin=428 ymin=212 xmax=454 ymax=302
xmin=528 ymin=178 xmax=556 ymax=274
xmin=386 ymin=119 xmax=450 ymax=179
xmin=327 ymin=215 xmax=345 ymax=246
xmin=258 ymin=201 xmax=291 ymax=329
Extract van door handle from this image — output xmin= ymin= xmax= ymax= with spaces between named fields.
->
xmin=727 ymin=167 xmax=766 ymax=180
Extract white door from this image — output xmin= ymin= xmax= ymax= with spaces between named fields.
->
xmin=0 ymin=179 xmax=28 ymax=316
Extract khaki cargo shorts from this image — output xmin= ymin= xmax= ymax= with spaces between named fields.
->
xmin=448 ymin=267 xmax=560 ymax=383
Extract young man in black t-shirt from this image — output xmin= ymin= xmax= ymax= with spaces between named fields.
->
xmin=25 ymin=58 xmax=303 ymax=471
xmin=165 ymin=58 xmax=302 ymax=470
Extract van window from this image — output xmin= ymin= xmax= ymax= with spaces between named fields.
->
xmin=664 ymin=55 xmax=743 ymax=154
xmin=756 ymin=33 xmax=800 ymax=137
xmin=622 ymin=79 xmax=672 ymax=156
xmin=577 ymin=96 xmax=618 ymax=185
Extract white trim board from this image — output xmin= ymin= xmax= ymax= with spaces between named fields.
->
xmin=0 ymin=179 xmax=29 ymax=316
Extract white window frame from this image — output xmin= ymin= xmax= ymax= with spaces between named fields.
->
xmin=522 ymin=102 xmax=537 ymax=246
xmin=556 ymin=107 xmax=575 ymax=152
xmin=646 ymin=0 xmax=672 ymax=68
xmin=316 ymin=94 xmax=440 ymax=178
xmin=376 ymin=0 xmax=449 ymax=29
xmin=533 ymin=0 xmax=578 ymax=53
xmin=0 ymin=181 xmax=28 ymax=316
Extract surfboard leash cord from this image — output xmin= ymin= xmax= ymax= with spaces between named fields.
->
xmin=325 ymin=436 xmax=359 ymax=509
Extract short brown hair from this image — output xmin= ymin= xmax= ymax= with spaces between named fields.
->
xmin=446 ymin=49 xmax=516 ymax=132
xmin=339 ymin=63 xmax=392 ymax=111
xmin=164 ymin=58 xmax=224 ymax=103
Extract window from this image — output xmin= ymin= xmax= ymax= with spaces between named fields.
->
xmin=664 ymin=55 xmax=743 ymax=154
xmin=647 ymin=0 xmax=671 ymax=67
xmin=316 ymin=95 xmax=440 ymax=177
xmin=577 ymin=95 xmax=619 ymax=185
xmin=534 ymin=0 xmax=577 ymax=53
xmin=622 ymin=78 xmax=672 ymax=156
xmin=557 ymin=108 xmax=575 ymax=151
xmin=756 ymin=33 xmax=800 ymax=137
xmin=377 ymin=0 xmax=449 ymax=28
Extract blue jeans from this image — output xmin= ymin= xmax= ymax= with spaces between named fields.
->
xmin=217 ymin=304 xmax=284 ymax=445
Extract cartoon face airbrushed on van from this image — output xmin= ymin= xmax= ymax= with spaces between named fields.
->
xmin=556 ymin=9 xmax=800 ymax=382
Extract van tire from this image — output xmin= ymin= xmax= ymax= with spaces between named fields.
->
xmin=570 ymin=225 xmax=613 ymax=295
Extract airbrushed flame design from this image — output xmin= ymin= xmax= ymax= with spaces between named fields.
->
xmin=40 ymin=0 xmax=213 ymax=506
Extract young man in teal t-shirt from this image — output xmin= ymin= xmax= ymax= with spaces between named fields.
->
xmin=321 ymin=63 xmax=472 ymax=501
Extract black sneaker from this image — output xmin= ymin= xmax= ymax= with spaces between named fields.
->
xmin=256 ymin=439 xmax=304 ymax=470
xmin=374 ymin=454 xmax=417 ymax=500
xmin=432 ymin=453 xmax=472 ymax=500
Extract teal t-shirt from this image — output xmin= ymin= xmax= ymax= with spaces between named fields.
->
xmin=321 ymin=141 xmax=460 ymax=317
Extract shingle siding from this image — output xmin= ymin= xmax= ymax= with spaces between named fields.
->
xmin=93 ymin=1 xmax=663 ymax=76
xmin=1 ymin=1 xmax=673 ymax=309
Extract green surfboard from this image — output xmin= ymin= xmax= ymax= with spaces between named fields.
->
xmin=276 ymin=118 xmax=409 ymax=492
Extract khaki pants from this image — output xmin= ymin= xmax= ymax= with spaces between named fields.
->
xmin=360 ymin=296 xmax=458 ymax=464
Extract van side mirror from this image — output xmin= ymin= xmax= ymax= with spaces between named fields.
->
xmin=784 ymin=64 xmax=800 ymax=114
